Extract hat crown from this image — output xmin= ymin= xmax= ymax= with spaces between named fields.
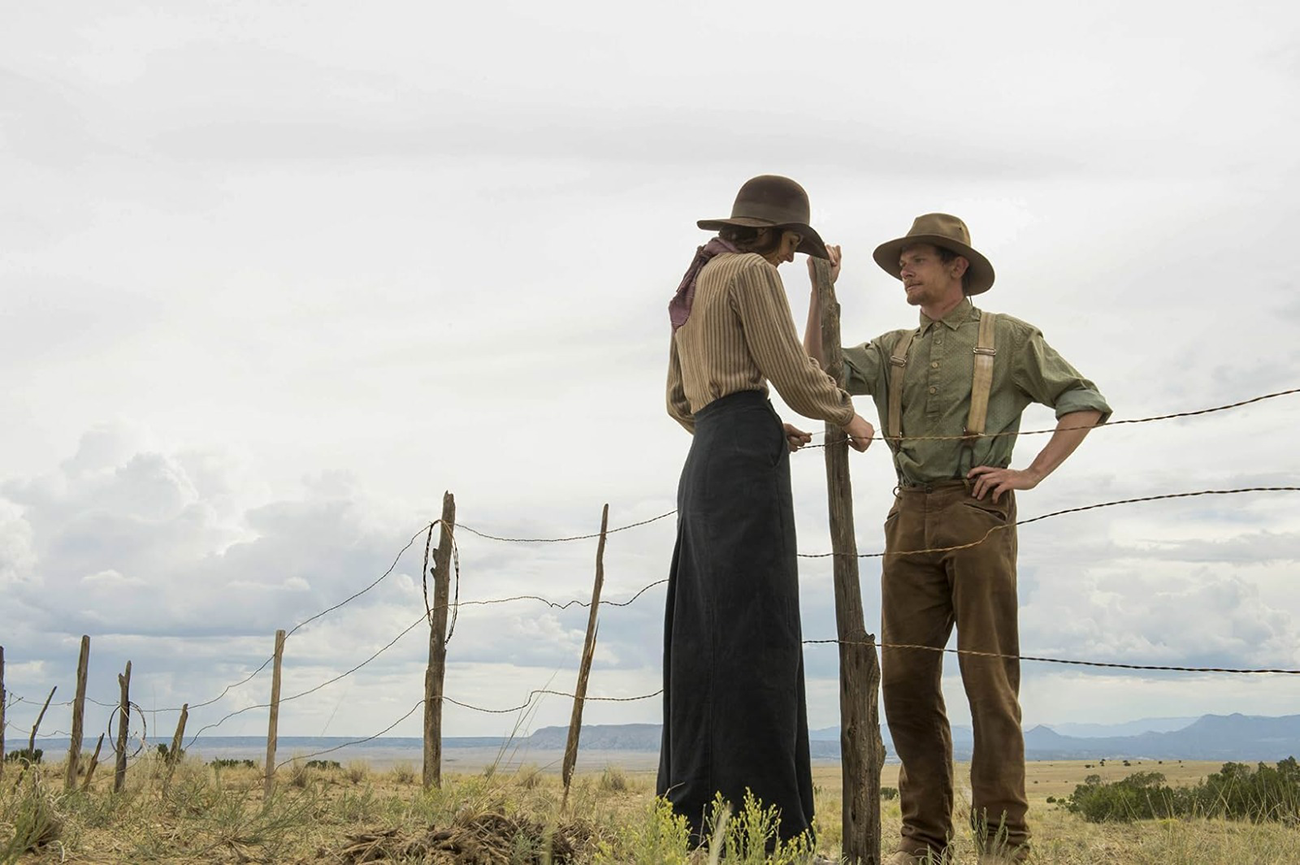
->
xmin=729 ymin=175 xmax=812 ymax=227
xmin=872 ymin=212 xmax=996 ymax=294
xmin=904 ymin=213 xmax=972 ymax=250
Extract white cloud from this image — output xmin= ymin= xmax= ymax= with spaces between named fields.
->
xmin=3 ymin=0 xmax=1300 ymax=743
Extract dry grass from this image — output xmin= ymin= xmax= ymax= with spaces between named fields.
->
xmin=2 ymin=756 xmax=1297 ymax=863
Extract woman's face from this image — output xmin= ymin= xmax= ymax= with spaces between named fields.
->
xmin=762 ymin=229 xmax=804 ymax=265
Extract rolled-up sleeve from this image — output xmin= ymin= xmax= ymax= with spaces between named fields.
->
xmin=731 ymin=261 xmax=855 ymax=426
xmin=1014 ymin=327 xmax=1112 ymax=423
xmin=841 ymin=340 xmax=886 ymax=397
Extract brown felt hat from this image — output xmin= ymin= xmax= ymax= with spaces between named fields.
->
xmin=697 ymin=175 xmax=830 ymax=260
xmin=872 ymin=213 xmax=996 ymax=295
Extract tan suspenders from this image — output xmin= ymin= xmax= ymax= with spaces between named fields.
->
xmin=886 ymin=329 xmax=918 ymax=453
xmin=885 ymin=311 xmax=998 ymax=464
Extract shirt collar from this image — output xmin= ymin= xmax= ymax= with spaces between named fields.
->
xmin=919 ymin=297 xmax=976 ymax=333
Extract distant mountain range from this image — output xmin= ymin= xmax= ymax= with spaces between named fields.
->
xmin=27 ymin=715 xmax=1298 ymax=765
xmin=511 ymin=714 xmax=1300 ymax=762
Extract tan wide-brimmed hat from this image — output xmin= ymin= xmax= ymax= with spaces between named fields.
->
xmin=872 ymin=213 xmax=996 ymax=295
xmin=697 ymin=175 xmax=830 ymax=260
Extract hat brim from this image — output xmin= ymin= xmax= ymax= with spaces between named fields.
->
xmin=872 ymin=234 xmax=995 ymax=295
xmin=697 ymin=217 xmax=830 ymax=260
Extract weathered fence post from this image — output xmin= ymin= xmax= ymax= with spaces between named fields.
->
xmin=66 ymin=635 xmax=91 ymax=790
xmin=423 ymin=491 xmax=456 ymax=790
xmin=814 ymin=257 xmax=884 ymax=864
xmin=82 ymin=734 xmax=106 ymax=791
xmin=113 ymin=661 xmax=131 ymax=793
xmin=29 ymin=685 xmax=56 ymax=756
xmin=264 ymin=629 xmax=286 ymax=799
xmin=0 ymin=645 xmax=6 ymax=777
xmin=561 ymin=504 xmax=610 ymax=807
xmin=169 ymin=703 xmax=189 ymax=766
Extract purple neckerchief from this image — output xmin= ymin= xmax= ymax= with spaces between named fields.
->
xmin=669 ymin=238 xmax=739 ymax=331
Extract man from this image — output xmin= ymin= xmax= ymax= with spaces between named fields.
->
xmin=804 ymin=214 xmax=1110 ymax=863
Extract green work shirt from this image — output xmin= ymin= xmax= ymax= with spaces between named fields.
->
xmin=842 ymin=299 xmax=1112 ymax=485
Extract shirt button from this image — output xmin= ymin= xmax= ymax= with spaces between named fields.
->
xmin=930 ymin=361 xmax=939 ymax=369
xmin=928 ymin=386 xmax=937 ymax=394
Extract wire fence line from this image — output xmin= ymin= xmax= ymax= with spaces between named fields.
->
xmin=801 ymin=640 xmax=1300 ymax=676
xmin=804 ymin=385 xmax=1300 ymax=448
xmin=8 ymin=481 xmax=1300 ymax=748
xmin=798 ymin=486 xmax=1300 ymax=559
xmin=4 ymin=385 xmax=1298 ymax=768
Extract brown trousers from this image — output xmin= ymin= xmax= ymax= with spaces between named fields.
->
xmin=881 ymin=480 xmax=1028 ymax=859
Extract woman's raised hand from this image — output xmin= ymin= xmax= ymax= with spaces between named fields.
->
xmin=806 ymin=243 xmax=842 ymax=285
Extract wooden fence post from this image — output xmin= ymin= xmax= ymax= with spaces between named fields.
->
xmin=561 ymin=504 xmax=609 ymax=807
xmin=264 ymin=629 xmax=286 ymax=799
xmin=113 ymin=661 xmax=131 ymax=793
xmin=66 ymin=635 xmax=91 ymax=790
xmin=0 ymin=645 xmax=6 ymax=778
xmin=814 ymin=258 xmax=884 ymax=864
xmin=28 ymin=686 xmax=56 ymax=756
xmin=423 ymin=491 xmax=456 ymax=790
xmin=169 ymin=704 xmax=189 ymax=766
xmin=82 ymin=734 xmax=106 ymax=791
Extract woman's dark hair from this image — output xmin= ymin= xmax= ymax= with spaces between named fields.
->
xmin=719 ymin=225 xmax=782 ymax=257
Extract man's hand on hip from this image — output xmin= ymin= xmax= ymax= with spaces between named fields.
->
xmin=967 ymin=465 xmax=1041 ymax=503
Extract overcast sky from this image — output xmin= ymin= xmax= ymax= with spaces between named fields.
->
xmin=3 ymin=1 xmax=1300 ymax=749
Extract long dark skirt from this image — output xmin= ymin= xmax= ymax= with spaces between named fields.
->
xmin=656 ymin=389 xmax=815 ymax=843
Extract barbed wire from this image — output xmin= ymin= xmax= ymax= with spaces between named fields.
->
xmin=798 ymin=486 xmax=1300 ymax=559
xmin=804 ymin=638 xmax=1300 ymax=675
xmin=422 ymin=519 xmax=460 ymax=646
xmin=458 ymin=510 xmax=676 ymax=544
xmin=271 ymin=686 xmax=664 ymax=768
xmin=442 ymin=578 xmax=670 ymax=613
xmin=145 ymin=525 xmax=432 ymax=715
xmin=806 ymin=385 xmax=1300 ymax=448
xmin=184 ymin=612 xmax=429 ymax=748
xmin=105 ymin=701 xmax=148 ymax=759
xmin=5 ymin=384 xmax=1298 ymax=753
xmin=444 ymin=688 xmax=663 ymax=716
xmin=275 ymin=699 xmax=425 ymax=770
xmin=8 ymin=486 xmax=1298 ymax=744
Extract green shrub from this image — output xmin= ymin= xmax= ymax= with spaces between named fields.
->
xmin=599 ymin=765 xmax=628 ymax=793
xmin=208 ymin=758 xmax=256 ymax=770
xmin=592 ymin=797 xmax=691 ymax=865
xmin=1063 ymin=758 xmax=1300 ymax=824
xmin=304 ymin=759 xmax=342 ymax=771
xmin=389 ymin=761 xmax=416 ymax=785
xmin=3 ymin=748 xmax=42 ymax=765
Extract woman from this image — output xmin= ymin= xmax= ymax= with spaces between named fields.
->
xmin=660 ymin=175 xmax=875 ymax=844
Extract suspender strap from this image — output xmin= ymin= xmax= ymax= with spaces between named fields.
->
xmin=959 ymin=311 xmax=997 ymax=475
xmin=886 ymin=329 xmax=917 ymax=453
xmin=966 ymin=311 xmax=997 ymax=439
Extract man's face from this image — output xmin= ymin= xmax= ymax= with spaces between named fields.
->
xmin=898 ymin=243 xmax=964 ymax=309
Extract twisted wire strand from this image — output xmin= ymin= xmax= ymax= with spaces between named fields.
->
xmin=272 ymin=688 xmax=665 ymax=767
xmin=275 ymin=699 xmax=425 ymax=770
xmin=458 ymin=510 xmax=675 ymax=544
xmin=438 ymin=578 xmax=669 ymax=613
xmin=804 ymin=638 xmax=1300 ymax=675
xmin=806 ymin=386 xmax=1300 ymax=448
xmin=444 ymin=688 xmax=663 ymax=715
xmin=184 ymin=612 xmax=428 ymax=748
xmin=422 ymin=520 xmax=461 ymax=646
xmin=797 ymin=486 xmax=1300 ymax=559
xmin=105 ymin=701 xmax=148 ymax=758
xmin=149 ymin=526 xmax=430 ymax=715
